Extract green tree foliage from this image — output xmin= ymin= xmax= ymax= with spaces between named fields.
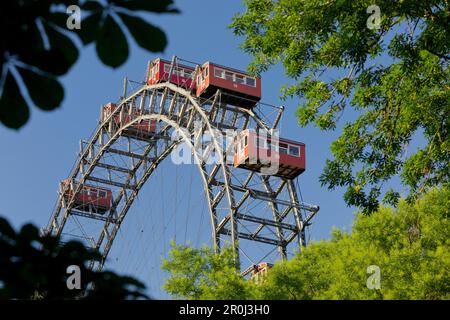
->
xmin=0 ymin=0 xmax=178 ymax=129
xmin=162 ymin=241 xmax=256 ymax=299
xmin=163 ymin=187 xmax=450 ymax=299
xmin=230 ymin=0 xmax=450 ymax=213
xmin=0 ymin=217 xmax=149 ymax=299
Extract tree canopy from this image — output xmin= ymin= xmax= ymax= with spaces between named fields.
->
xmin=0 ymin=0 xmax=178 ymax=129
xmin=163 ymin=187 xmax=450 ymax=299
xmin=230 ymin=0 xmax=449 ymax=214
xmin=0 ymin=217 xmax=148 ymax=299
xmin=162 ymin=242 xmax=254 ymax=299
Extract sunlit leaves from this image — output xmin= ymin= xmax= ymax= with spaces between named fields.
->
xmin=231 ymin=0 xmax=450 ymax=213
xmin=162 ymin=241 xmax=256 ymax=300
xmin=163 ymin=188 xmax=450 ymax=300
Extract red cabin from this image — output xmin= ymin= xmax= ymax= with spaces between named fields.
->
xmin=146 ymin=58 xmax=195 ymax=90
xmin=233 ymin=129 xmax=306 ymax=179
xmin=102 ymin=103 xmax=156 ymax=139
xmin=196 ymin=62 xmax=261 ymax=108
xmin=250 ymin=262 xmax=273 ymax=283
xmin=60 ymin=179 xmax=112 ymax=214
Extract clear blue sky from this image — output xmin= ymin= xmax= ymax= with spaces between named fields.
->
xmin=0 ymin=0 xmax=379 ymax=297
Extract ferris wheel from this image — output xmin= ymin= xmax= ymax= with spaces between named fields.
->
xmin=44 ymin=56 xmax=319 ymax=293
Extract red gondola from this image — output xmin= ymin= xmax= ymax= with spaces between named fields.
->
xmin=102 ymin=103 xmax=156 ymax=139
xmin=250 ymin=262 xmax=273 ymax=283
xmin=146 ymin=58 xmax=195 ymax=90
xmin=60 ymin=179 xmax=112 ymax=214
xmin=233 ymin=129 xmax=306 ymax=179
xmin=251 ymin=262 xmax=273 ymax=276
xmin=195 ymin=62 xmax=261 ymax=108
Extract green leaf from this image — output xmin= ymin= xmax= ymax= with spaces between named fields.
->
xmin=20 ymin=49 xmax=72 ymax=76
xmin=18 ymin=68 xmax=64 ymax=111
xmin=96 ymin=15 xmax=129 ymax=68
xmin=229 ymin=0 xmax=450 ymax=213
xmin=0 ymin=72 xmax=30 ymax=129
xmin=0 ymin=217 xmax=17 ymax=240
xmin=77 ymin=12 xmax=103 ymax=45
xmin=19 ymin=224 xmax=40 ymax=242
xmin=43 ymin=23 xmax=79 ymax=68
xmin=118 ymin=13 xmax=167 ymax=52
xmin=47 ymin=12 xmax=71 ymax=29
xmin=5 ymin=19 xmax=45 ymax=57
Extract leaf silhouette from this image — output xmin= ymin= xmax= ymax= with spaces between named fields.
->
xmin=119 ymin=13 xmax=167 ymax=52
xmin=0 ymin=73 xmax=30 ymax=129
xmin=96 ymin=15 xmax=129 ymax=68
xmin=18 ymin=68 xmax=64 ymax=111
xmin=1 ymin=0 xmax=179 ymax=130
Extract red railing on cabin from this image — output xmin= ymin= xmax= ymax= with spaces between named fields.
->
xmin=234 ymin=130 xmax=306 ymax=171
